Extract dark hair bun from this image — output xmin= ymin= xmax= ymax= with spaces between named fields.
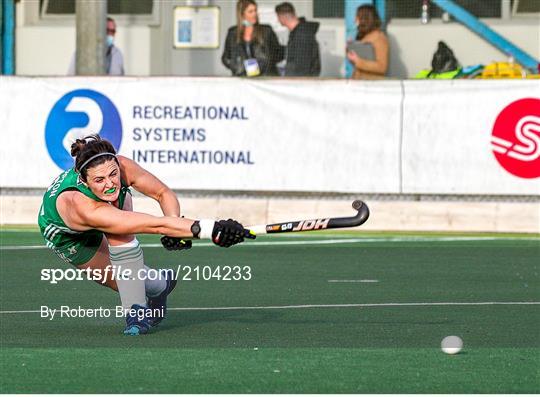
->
xmin=70 ymin=138 xmax=87 ymax=157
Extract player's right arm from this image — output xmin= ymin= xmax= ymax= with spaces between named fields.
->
xmin=57 ymin=191 xmax=194 ymax=237
xmin=56 ymin=191 xmax=253 ymax=247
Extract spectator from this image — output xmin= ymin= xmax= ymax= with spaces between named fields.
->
xmin=222 ymin=0 xmax=283 ymax=77
xmin=346 ymin=5 xmax=388 ymax=79
xmin=68 ymin=17 xmax=124 ymax=76
xmin=275 ymin=2 xmax=320 ymax=77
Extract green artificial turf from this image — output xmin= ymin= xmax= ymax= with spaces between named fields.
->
xmin=2 ymin=347 xmax=538 ymax=393
xmin=0 ymin=231 xmax=538 ymax=393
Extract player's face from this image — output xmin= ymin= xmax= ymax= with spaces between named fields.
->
xmin=243 ymin=4 xmax=258 ymax=25
xmin=85 ymin=160 xmax=122 ymax=202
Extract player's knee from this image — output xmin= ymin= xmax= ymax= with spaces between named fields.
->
xmin=105 ymin=234 xmax=136 ymax=246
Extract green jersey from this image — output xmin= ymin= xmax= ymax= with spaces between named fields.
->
xmin=38 ymin=168 xmax=130 ymax=265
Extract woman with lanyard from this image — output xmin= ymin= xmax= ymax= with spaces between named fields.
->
xmin=222 ymin=0 xmax=284 ymax=77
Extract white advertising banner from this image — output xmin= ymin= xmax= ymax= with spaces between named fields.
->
xmin=0 ymin=77 xmax=402 ymax=193
xmin=401 ymin=80 xmax=540 ymax=195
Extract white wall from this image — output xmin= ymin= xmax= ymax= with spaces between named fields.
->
xmin=14 ymin=0 xmax=540 ymax=78
xmin=2 ymin=195 xmax=539 ymax=233
xmin=14 ymin=0 xmax=152 ymax=76
xmin=385 ymin=19 xmax=540 ymax=78
xmin=15 ymin=25 xmax=152 ymax=76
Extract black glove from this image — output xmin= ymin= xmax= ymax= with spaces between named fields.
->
xmin=212 ymin=219 xmax=255 ymax=248
xmin=160 ymin=236 xmax=193 ymax=251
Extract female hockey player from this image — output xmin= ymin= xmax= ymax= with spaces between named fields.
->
xmin=38 ymin=135 xmax=253 ymax=335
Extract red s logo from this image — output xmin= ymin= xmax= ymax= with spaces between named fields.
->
xmin=491 ymin=98 xmax=540 ymax=179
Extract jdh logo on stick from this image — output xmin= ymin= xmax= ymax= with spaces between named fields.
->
xmin=271 ymin=219 xmax=331 ymax=232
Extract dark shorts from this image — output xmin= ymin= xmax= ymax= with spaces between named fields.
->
xmin=44 ymin=232 xmax=104 ymax=267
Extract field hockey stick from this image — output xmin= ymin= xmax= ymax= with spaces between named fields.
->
xmin=245 ymin=200 xmax=369 ymax=236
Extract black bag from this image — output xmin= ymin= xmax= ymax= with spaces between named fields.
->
xmin=431 ymin=41 xmax=459 ymax=73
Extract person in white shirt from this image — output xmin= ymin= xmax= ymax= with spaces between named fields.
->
xmin=68 ymin=17 xmax=125 ymax=76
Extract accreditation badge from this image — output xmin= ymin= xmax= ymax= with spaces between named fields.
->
xmin=243 ymin=58 xmax=261 ymax=77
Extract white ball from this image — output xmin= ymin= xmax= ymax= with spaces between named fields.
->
xmin=441 ymin=336 xmax=463 ymax=355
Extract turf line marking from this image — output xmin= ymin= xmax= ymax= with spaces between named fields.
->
xmin=1 ymin=301 xmax=538 ymax=314
xmin=1 ymin=236 xmax=539 ymax=250
xmin=328 ymin=279 xmax=379 ymax=283
xmin=167 ymin=302 xmax=540 ymax=310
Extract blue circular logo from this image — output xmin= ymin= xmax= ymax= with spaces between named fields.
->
xmin=45 ymin=89 xmax=122 ymax=170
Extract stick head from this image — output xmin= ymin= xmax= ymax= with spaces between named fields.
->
xmin=352 ymin=200 xmax=364 ymax=211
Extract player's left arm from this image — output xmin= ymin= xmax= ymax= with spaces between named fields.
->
xmin=118 ymin=155 xmax=180 ymax=217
